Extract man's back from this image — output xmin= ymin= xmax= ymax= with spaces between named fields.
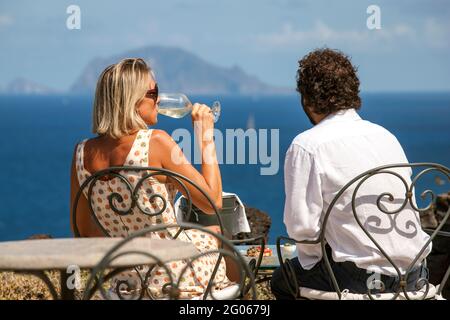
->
xmin=284 ymin=108 xmax=431 ymax=275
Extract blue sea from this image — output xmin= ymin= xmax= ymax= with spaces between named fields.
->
xmin=0 ymin=93 xmax=449 ymax=242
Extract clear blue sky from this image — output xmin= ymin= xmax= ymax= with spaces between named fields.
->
xmin=0 ymin=0 xmax=449 ymax=92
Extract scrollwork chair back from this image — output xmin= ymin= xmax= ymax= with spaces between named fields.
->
xmin=73 ymin=166 xmax=227 ymax=238
xmin=72 ymin=166 xmax=257 ymax=300
xmin=277 ymin=163 xmax=450 ymax=300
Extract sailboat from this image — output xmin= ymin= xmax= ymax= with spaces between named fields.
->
xmin=246 ymin=113 xmax=255 ymax=130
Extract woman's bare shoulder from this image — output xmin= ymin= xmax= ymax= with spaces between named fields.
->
xmin=83 ymin=135 xmax=102 ymax=147
xmin=151 ymin=129 xmax=171 ymax=139
xmin=150 ymin=129 xmax=175 ymax=146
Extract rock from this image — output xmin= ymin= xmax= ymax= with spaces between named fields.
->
xmin=420 ymin=192 xmax=450 ymax=299
xmin=419 ymin=192 xmax=450 ymax=230
xmin=232 ymin=206 xmax=271 ymax=245
xmin=420 ymin=208 xmax=439 ymax=228
xmin=436 ymin=192 xmax=450 ymax=221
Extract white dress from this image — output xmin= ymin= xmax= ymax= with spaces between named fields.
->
xmin=75 ymin=129 xmax=230 ymax=299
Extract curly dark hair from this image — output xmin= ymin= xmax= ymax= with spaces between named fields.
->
xmin=296 ymin=48 xmax=361 ymax=115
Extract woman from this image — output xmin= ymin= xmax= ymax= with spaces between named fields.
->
xmin=70 ymin=58 xmax=233 ymax=298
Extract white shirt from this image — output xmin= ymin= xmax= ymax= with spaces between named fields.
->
xmin=284 ymin=109 xmax=431 ymax=275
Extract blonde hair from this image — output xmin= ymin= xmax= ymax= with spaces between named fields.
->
xmin=92 ymin=58 xmax=154 ymax=139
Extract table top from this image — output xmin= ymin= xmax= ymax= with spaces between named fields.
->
xmin=0 ymin=238 xmax=199 ymax=271
xmin=236 ymin=245 xmax=297 ymax=270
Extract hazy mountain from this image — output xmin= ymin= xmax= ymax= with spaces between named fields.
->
xmin=5 ymin=78 xmax=57 ymax=95
xmin=71 ymin=46 xmax=290 ymax=95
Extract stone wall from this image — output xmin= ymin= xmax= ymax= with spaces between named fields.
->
xmin=420 ymin=192 xmax=450 ymax=299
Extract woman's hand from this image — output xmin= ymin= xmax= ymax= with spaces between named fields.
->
xmin=191 ymin=103 xmax=215 ymax=146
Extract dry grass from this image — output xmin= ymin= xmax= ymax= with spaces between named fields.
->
xmin=0 ymin=271 xmax=274 ymax=300
xmin=0 ymin=271 xmax=60 ymax=300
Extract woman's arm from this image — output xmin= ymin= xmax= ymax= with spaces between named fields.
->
xmin=151 ymin=104 xmax=222 ymax=213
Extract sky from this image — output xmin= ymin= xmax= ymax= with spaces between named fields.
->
xmin=0 ymin=0 xmax=449 ymax=92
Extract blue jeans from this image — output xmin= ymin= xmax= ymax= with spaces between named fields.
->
xmin=270 ymin=248 xmax=428 ymax=300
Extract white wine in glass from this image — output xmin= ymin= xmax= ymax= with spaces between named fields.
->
xmin=157 ymin=93 xmax=221 ymax=123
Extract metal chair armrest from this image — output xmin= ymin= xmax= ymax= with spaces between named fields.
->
xmin=424 ymin=228 xmax=450 ymax=238
xmin=231 ymin=235 xmax=266 ymax=277
xmin=275 ymin=236 xmax=301 ymax=298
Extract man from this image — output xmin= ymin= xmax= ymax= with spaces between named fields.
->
xmin=271 ymin=49 xmax=430 ymax=299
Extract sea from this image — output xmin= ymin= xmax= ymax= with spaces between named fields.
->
xmin=0 ymin=93 xmax=449 ymax=242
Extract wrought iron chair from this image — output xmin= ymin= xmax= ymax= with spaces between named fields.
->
xmin=72 ymin=166 xmax=260 ymax=299
xmin=81 ymin=222 xmax=257 ymax=300
xmin=276 ymin=163 xmax=450 ymax=300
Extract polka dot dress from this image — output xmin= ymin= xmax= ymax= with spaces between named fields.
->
xmin=76 ymin=129 xmax=231 ymax=299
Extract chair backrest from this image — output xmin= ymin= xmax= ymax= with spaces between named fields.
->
xmin=72 ymin=166 xmax=256 ymax=299
xmin=72 ymin=166 xmax=226 ymax=239
xmin=278 ymin=162 xmax=449 ymax=300
xmin=320 ymin=163 xmax=449 ymax=299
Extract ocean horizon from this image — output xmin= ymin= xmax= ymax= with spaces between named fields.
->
xmin=0 ymin=92 xmax=449 ymax=242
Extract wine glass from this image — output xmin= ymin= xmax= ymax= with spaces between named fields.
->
xmin=157 ymin=93 xmax=221 ymax=123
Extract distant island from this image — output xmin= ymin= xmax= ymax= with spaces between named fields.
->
xmin=1 ymin=46 xmax=292 ymax=95
xmin=71 ymin=46 xmax=291 ymax=95
xmin=4 ymin=78 xmax=58 ymax=95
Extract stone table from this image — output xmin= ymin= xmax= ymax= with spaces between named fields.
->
xmin=0 ymin=237 xmax=198 ymax=300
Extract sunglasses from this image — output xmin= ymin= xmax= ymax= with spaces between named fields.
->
xmin=145 ymin=83 xmax=159 ymax=101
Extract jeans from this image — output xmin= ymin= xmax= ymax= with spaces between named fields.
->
xmin=270 ymin=247 xmax=428 ymax=300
